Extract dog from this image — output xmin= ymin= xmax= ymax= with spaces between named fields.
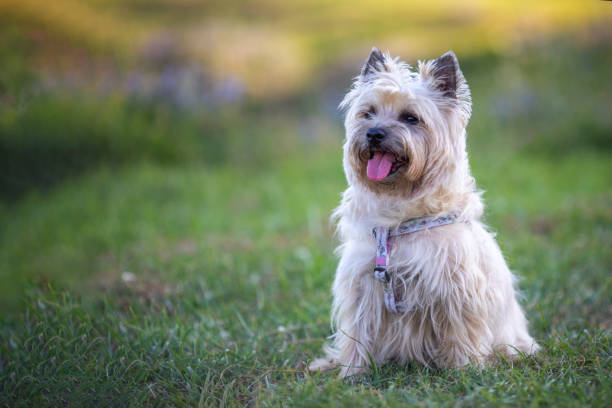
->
xmin=310 ymin=48 xmax=539 ymax=377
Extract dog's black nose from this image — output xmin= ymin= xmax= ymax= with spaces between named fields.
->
xmin=366 ymin=127 xmax=386 ymax=143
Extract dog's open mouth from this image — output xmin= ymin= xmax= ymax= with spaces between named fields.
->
xmin=367 ymin=151 xmax=406 ymax=181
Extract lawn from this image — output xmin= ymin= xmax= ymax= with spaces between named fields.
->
xmin=1 ymin=148 xmax=610 ymax=406
xmin=1 ymin=9 xmax=611 ymax=408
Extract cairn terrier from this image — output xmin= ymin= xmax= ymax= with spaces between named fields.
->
xmin=310 ymin=48 xmax=538 ymax=377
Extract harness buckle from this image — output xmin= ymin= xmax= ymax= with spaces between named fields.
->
xmin=373 ymin=266 xmax=389 ymax=282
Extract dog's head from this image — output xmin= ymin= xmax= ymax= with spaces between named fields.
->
xmin=341 ymin=48 xmax=472 ymax=197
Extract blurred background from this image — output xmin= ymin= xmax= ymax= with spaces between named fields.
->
xmin=0 ymin=0 xmax=611 ymax=312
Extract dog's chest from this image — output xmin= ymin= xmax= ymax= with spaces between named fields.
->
xmin=345 ymin=231 xmax=440 ymax=313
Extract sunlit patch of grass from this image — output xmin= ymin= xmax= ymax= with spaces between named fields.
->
xmin=1 ymin=0 xmax=609 ymax=97
xmin=0 ymin=0 xmax=148 ymax=56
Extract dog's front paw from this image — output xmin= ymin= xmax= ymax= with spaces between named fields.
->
xmin=308 ymin=357 xmax=337 ymax=372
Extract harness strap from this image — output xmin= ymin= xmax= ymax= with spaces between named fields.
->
xmin=373 ymin=213 xmax=459 ymax=314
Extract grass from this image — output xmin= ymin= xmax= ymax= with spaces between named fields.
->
xmin=1 ymin=150 xmax=610 ymax=406
xmin=0 ymin=93 xmax=304 ymax=198
xmin=1 ymin=19 xmax=611 ymax=408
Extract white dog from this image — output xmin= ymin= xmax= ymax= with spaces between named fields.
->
xmin=310 ymin=48 xmax=538 ymax=377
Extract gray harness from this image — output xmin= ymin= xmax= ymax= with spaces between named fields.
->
xmin=373 ymin=213 xmax=459 ymax=314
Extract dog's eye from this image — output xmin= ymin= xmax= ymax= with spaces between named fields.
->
xmin=362 ymin=107 xmax=376 ymax=120
xmin=399 ymin=112 xmax=419 ymax=125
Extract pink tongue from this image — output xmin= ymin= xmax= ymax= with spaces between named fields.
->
xmin=367 ymin=152 xmax=394 ymax=181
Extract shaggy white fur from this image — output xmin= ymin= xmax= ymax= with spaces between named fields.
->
xmin=310 ymin=48 xmax=539 ymax=377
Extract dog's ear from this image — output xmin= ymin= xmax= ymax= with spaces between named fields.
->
xmin=421 ymin=50 xmax=471 ymax=119
xmin=428 ymin=51 xmax=461 ymax=98
xmin=360 ymin=47 xmax=387 ymax=80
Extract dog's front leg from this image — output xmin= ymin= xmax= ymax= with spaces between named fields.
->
xmin=331 ymin=242 xmax=384 ymax=377
xmin=309 ymin=290 xmax=375 ymax=377
xmin=432 ymin=266 xmax=492 ymax=367
xmin=333 ymin=300 xmax=375 ymax=377
xmin=310 ymin=240 xmax=382 ymax=377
